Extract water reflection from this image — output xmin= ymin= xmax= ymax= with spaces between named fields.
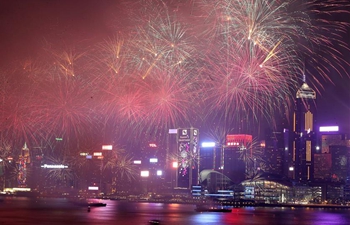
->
xmin=0 ymin=198 xmax=350 ymax=225
xmin=300 ymin=210 xmax=349 ymax=225
xmin=192 ymin=213 xmax=222 ymax=224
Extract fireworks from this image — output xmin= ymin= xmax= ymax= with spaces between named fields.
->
xmin=128 ymin=1 xmax=197 ymax=80
xmin=0 ymin=71 xmax=42 ymax=146
xmin=140 ymin=71 xmax=200 ymax=135
xmin=34 ymin=75 xmax=97 ymax=149
xmin=201 ymin=0 xmax=349 ymax=83
xmin=195 ymin=0 xmax=349 ymax=129
xmin=41 ymin=154 xmax=75 ymax=186
xmin=98 ymin=148 xmax=138 ymax=182
xmin=97 ymin=36 xmax=129 ymax=77
xmin=0 ymin=0 xmax=348 ymax=170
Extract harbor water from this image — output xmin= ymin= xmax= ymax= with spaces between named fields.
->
xmin=0 ymin=197 xmax=350 ymax=225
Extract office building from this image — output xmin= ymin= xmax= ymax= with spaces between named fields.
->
xmin=176 ymin=128 xmax=199 ymax=188
xmin=199 ymin=143 xmax=221 ymax=172
xmin=330 ymin=145 xmax=348 ymax=183
xmin=264 ymin=130 xmax=284 ymax=176
xmin=223 ymin=134 xmax=252 ymax=183
xmin=292 ymin=82 xmax=317 ymax=182
xmin=313 ymin=153 xmax=332 ymax=182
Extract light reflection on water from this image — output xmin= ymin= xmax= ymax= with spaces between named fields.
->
xmin=0 ymin=197 xmax=350 ymax=225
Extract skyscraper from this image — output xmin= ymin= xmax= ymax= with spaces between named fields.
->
xmin=17 ymin=143 xmax=30 ymax=188
xmin=176 ymin=128 xmax=199 ymax=188
xmin=330 ymin=145 xmax=348 ymax=183
xmin=313 ymin=153 xmax=332 ymax=182
xmin=223 ymin=134 xmax=252 ymax=183
xmin=318 ymin=127 xmax=350 ymax=183
xmin=198 ymin=144 xmax=221 ymax=172
xmin=264 ymin=130 xmax=284 ymax=176
xmin=292 ymin=82 xmax=317 ymax=182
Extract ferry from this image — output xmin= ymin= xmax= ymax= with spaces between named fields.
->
xmin=195 ymin=205 xmax=232 ymax=212
xmin=88 ymin=202 xmax=107 ymax=207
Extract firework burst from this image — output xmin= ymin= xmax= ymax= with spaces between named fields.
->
xmin=198 ymin=0 xmax=349 ymax=86
xmin=99 ymin=75 xmax=146 ymax=128
xmin=237 ymin=137 xmax=265 ymax=178
xmin=195 ymin=0 xmax=349 ymax=131
xmin=140 ymin=70 xmax=200 ymax=136
xmin=33 ymin=75 xmax=97 ymax=150
xmin=128 ymin=1 xmax=197 ymax=79
xmin=100 ymin=149 xmax=138 ymax=182
xmin=96 ymin=35 xmax=131 ymax=77
xmin=0 ymin=73 xmax=42 ymax=145
xmin=51 ymin=49 xmax=86 ymax=77
xmin=42 ymin=154 xmax=76 ymax=186
xmin=201 ymin=41 xmax=295 ymax=130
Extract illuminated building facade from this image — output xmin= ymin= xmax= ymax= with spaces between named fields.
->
xmin=17 ymin=143 xmax=30 ymax=188
xmin=242 ymin=172 xmax=292 ymax=203
xmin=176 ymin=128 xmax=199 ymax=188
xmin=292 ymin=82 xmax=317 ymax=182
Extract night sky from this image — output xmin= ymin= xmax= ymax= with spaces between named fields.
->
xmin=0 ymin=0 xmax=114 ymax=61
xmin=0 ymin=0 xmax=349 ymax=151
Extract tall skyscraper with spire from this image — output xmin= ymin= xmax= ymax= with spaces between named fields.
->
xmin=292 ymin=82 xmax=317 ymax=182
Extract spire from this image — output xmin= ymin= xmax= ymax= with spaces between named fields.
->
xmin=22 ymin=142 xmax=29 ymax=151
xmin=296 ymin=61 xmax=316 ymax=99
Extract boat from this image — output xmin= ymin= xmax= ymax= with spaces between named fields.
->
xmin=87 ymin=202 xmax=107 ymax=207
xmin=195 ymin=205 xmax=232 ymax=213
xmin=71 ymin=198 xmax=107 ymax=207
xmin=149 ymin=219 xmax=161 ymax=224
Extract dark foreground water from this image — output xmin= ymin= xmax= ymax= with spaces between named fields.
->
xmin=1 ymin=197 xmax=350 ymax=225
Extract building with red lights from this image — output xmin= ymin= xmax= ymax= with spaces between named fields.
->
xmin=223 ymin=134 xmax=253 ymax=183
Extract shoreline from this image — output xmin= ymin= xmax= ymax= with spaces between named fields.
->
xmin=2 ymin=194 xmax=350 ymax=209
xmin=253 ymin=202 xmax=350 ymax=209
xmin=109 ymin=198 xmax=350 ymax=209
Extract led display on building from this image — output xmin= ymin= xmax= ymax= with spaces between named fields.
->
xmin=177 ymin=128 xmax=199 ymax=188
